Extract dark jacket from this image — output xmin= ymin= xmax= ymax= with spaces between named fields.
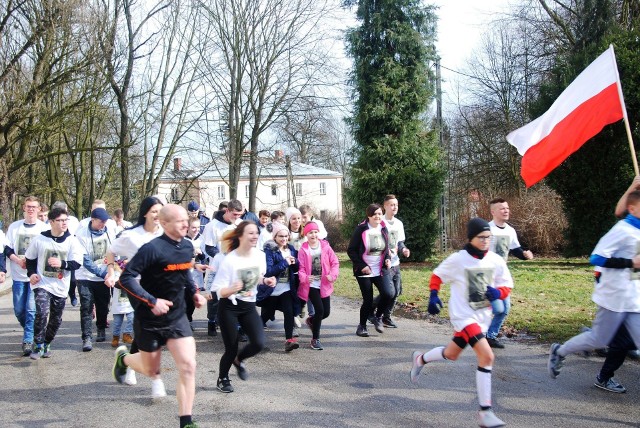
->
xmin=257 ymin=240 xmax=299 ymax=303
xmin=347 ymin=219 xmax=391 ymax=276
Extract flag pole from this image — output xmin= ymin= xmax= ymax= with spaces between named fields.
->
xmin=610 ymin=44 xmax=639 ymax=176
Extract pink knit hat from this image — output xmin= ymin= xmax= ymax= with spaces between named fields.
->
xmin=271 ymin=221 xmax=289 ymax=239
xmin=303 ymin=221 xmax=319 ymax=235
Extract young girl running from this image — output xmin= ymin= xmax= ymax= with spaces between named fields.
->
xmin=211 ymin=221 xmax=276 ymax=393
xmin=409 ymin=218 xmax=512 ymax=428
xmin=259 ymin=221 xmax=299 ymax=352
xmin=297 ymin=222 xmax=339 ymax=350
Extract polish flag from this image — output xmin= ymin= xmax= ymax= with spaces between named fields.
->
xmin=506 ymin=46 xmax=625 ymax=187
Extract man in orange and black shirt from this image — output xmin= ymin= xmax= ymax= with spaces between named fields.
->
xmin=113 ymin=204 xmax=207 ymax=428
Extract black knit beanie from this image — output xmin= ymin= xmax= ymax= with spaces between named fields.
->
xmin=467 ymin=217 xmax=490 ymax=240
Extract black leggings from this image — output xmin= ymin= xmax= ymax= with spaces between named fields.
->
xmin=260 ymin=290 xmax=295 ymax=339
xmin=217 ymin=299 xmax=265 ymax=379
xmin=307 ymin=288 xmax=330 ymax=340
xmin=356 ymin=272 xmax=394 ymax=326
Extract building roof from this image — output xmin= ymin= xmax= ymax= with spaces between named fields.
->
xmin=161 ymin=157 xmax=342 ymax=182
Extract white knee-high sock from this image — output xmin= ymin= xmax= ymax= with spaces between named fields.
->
xmin=476 ymin=366 xmax=492 ymax=408
xmin=421 ymin=346 xmax=446 ymax=363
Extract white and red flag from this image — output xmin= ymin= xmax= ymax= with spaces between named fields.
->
xmin=506 ymin=45 xmax=628 ymax=187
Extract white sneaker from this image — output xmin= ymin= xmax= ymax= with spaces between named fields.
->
xmin=478 ymin=409 xmax=506 ymax=428
xmin=151 ymin=378 xmax=167 ymax=398
xmin=293 ymin=316 xmax=301 ymax=328
xmin=409 ymin=351 xmax=424 ymax=383
xmin=124 ymin=367 xmax=137 ymax=385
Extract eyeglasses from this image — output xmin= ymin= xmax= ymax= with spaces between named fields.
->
xmin=475 ymin=235 xmax=492 ymax=241
xmin=25 ymin=205 xmax=39 ymax=210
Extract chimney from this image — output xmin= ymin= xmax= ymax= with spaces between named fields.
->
xmin=174 ymin=157 xmax=182 ymax=171
xmin=275 ymin=149 xmax=284 ymax=159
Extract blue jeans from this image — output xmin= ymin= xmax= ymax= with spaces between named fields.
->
xmin=487 ymin=296 xmax=511 ymax=339
xmin=112 ymin=312 xmax=134 ymax=336
xmin=12 ymin=280 xmax=35 ymax=343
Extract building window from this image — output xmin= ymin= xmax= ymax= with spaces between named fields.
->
xmin=245 ymin=185 xmax=249 ymax=198
xmin=217 ymin=185 xmax=225 ymax=199
xmin=170 ymin=188 xmax=179 ymax=202
xmin=295 ymin=183 xmax=302 ymax=196
xmin=319 ymin=182 xmax=326 ymax=195
xmin=271 ymin=184 xmax=277 ymax=196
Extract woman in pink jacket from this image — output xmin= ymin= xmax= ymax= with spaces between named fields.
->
xmin=297 ymin=222 xmax=339 ymax=350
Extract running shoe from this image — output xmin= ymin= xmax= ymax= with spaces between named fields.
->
xmin=548 ymin=343 xmax=565 ymax=379
xmin=22 ymin=342 xmax=32 ymax=357
xmin=124 ymin=367 xmax=137 ymax=385
xmin=594 ymin=375 xmax=626 ymax=393
xmin=478 ymin=409 xmax=506 ymax=428
xmin=410 ymin=351 xmax=424 ymax=382
xmin=285 ymin=339 xmax=299 ymax=352
xmin=30 ymin=344 xmax=44 ymax=360
xmin=373 ymin=317 xmax=384 ymax=333
xmin=382 ymin=317 xmax=397 ymax=328
xmin=112 ymin=345 xmax=129 ymax=384
xmin=82 ymin=338 xmax=93 ymax=352
xmin=234 ymin=360 xmax=249 ymax=381
xmin=217 ymin=377 xmax=234 ymax=393
xmin=151 ymin=378 xmax=167 ymax=398
xmin=310 ymin=339 xmax=324 ymax=350
xmin=356 ymin=324 xmax=369 ymax=337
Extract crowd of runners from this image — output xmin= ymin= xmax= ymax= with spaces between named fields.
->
xmin=2 ymin=187 xmax=640 ymax=428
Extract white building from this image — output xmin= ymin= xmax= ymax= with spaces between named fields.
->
xmin=157 ymin=152 xmax=343 ymax=219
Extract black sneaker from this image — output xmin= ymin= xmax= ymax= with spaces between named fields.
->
xmin=310 ymin=339 xmax=324 ymax=350
xmin=233 ymin=360 xmax=249 ymax=381
xmin=217 ymin=377 xmax=234 ymax=393
xmin=486 ymin=337 xmax=505 ymax=349
xmin=208 ymin=323 xmax=217 ymax=337
xmin=367 ymin=314 xmax=376 ymax=325
xmin=96 ymin=329 xmax=106 ymax=342
xmin=238 ymin=332 xmax=248 ymax=342
xmin=22 ymin=342 xmax=33 ymax=357
xmin=356 ymin=324 xmax=369 ymax=337
xmin=373 ymin=317 xmax=384 ymax=333
xmin=82 ymin=338 xmax=93 ymax=352
xmin=382 ymin=317 xmax=398 ymax=328
xmin=285 ymin=339 xmax=300 ymax=352
xmin=112 ymin=345 xmax=129 ymax=384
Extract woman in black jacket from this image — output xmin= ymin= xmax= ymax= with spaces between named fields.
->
xmin=347 ymin=203 xmax=394 ymax=338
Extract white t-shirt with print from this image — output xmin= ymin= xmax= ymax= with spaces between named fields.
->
xmin=272 ymin=247 xmax=292 ymax=296
xmin=211 ymin=247 xmax=266 ymax=303
xmin=25 ymin=234 xmax=84 ymax=298
xmin=360 ymin=223 xmax=386 ymax=277
xmin=309 ymin=244 xmax=322 ymax=289
xmin=385 ymin=216 xmax=406 ymax=267
xmin=75 ymin=223 xmax=117 ymax=281
xmin=433 ymin=249 xmax=513 ymax=332
xmin=109 ymin=225 xmax=163 ymax=260
xmin=488 ymin=220 xmax=520 ymax=261
xmin=6 ymin=220 xmax=48 ymax=282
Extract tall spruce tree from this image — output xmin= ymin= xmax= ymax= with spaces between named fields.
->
xmin=344 ymin=0 xmax=444 ymax=261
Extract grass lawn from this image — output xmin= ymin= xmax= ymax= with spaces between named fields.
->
xmin=332 ymin=253 xmax=596 ymax=343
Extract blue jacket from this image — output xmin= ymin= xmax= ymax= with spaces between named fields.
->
xmin=257 ymin=241 xmax=298 ymax=302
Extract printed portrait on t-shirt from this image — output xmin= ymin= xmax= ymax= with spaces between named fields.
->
xmin=43 ymin=249 xmax=67 ymax=278
xmin=238 ymin=266 xmax=260 ymax=294
xmin=466 ymin=267 xmax=494 ymax=310
xmin=311 ymin=254 xmax=322 ymax=276
xmin=492 ymin=235 xmax=510 ymax=261
xmin=388 ymin=230 xmax=399 ymax=256
xmin=16 ymin=233 xmax=33 ymax=257
xmin=278 ymin=268 xmax=289 ymax=283
xmin=92 ymin=236 xmax=109 ymax=263
xmin=368 ymin=233 xmax=384 ymax=256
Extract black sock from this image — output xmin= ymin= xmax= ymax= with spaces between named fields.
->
xmin=179 ymin=415 xmax=192 ymax=427
xmin=480 ymin=406 xmax=491 ymax=411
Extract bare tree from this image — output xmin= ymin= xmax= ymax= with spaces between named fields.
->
xmin=197 ymin=0 xmax=340 ymax=211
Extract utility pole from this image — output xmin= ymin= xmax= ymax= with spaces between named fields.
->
xmin=435 ymin=57 xmax=448 ymax=252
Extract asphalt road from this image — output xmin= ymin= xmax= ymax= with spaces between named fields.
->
xmin=1 ymin=290 xmax=639 ymax=428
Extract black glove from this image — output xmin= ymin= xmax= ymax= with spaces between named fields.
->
xmin=428 ymin=289 xmax=443 ymax=315
xmin=485 ymin=286 xmax=501 ymax=302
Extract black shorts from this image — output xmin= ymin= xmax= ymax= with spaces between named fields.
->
xmin=133 ymin=314 xmax=192 ymax=352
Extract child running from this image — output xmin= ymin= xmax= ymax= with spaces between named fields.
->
xmin=297 ymin=221 xmax=339 ymax=350
xmin=409 ymin=218 xmax=512 ymax=428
